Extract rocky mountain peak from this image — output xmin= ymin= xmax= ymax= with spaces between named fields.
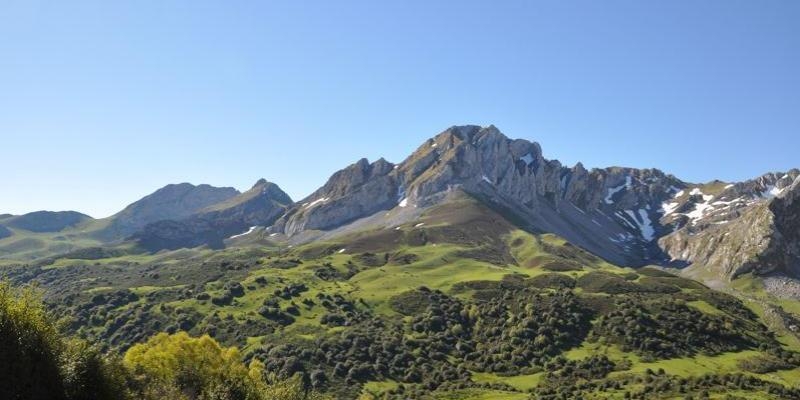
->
xmin=247 ymin=179 xmax=292 ymax=205
xmin=101 ymin=183 xmax=240 ymax=239
xmin=132 ymin=179 xmax=292 ymax=251
xmin=261 ymin=125 xmax=800 ymax=282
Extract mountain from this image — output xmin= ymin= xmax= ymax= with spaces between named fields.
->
xmin=660 ymin=171 xmax=800 ymax=280
xmin=273 ymin=157 xmax=399 ymax=238
xmin=131 ymin=179 xmax=292 ymax=251
xmin=2 ymin=210 xmax=93 ymax=232
xmin=5 ymin=191 xmax=800 ymax=399
xmin=268 ymin=125 xmax=800 ymax=285
xmin=99 ymin=182 xmax=240 ymax=239
xmin=4 ymin=125 xmax=796 ymax=286
xmin=3 ymin=125 xmax=800 ymax=399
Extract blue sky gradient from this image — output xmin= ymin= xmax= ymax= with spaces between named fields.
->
xmin=2 ymin=1 xmax=798 ymax=217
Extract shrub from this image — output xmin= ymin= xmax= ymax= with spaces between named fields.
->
xmin=0 ymin=282 xmax=66 ymax=399
xmin=0 ymin=281 xmax=128 ymax=400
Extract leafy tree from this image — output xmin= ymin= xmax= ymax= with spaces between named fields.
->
xmin=124 ymin=331 xmax=329 ymax=400
xmin=0 ymin=281 xmax=126 ymax=400
xmin=0 ymin=281 xmax=65 ymax=399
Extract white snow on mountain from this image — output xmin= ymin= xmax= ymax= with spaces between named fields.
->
xmin=229 ymin=226 xmax=257 ymax=239
xmin=305 ymin=197 xmax=329 ymax=209
xmin=520 ymin=153 xmax=534 ymax=166
xmin=661 ymin=201 xmax=679 ymax=216
xmin=624 ymin=209 xmax=655 ymax=241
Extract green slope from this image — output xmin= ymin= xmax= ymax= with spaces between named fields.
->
xmin=2 ymin=194 xmax=799 ymax=399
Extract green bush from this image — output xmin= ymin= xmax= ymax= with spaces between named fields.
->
xmin=0 ymin=282 xmax=126 ymax=400
xmin=0 ymin=280 xmax=329 ymax=400
xmin=0 ymin=282 xmax=65 ymax=399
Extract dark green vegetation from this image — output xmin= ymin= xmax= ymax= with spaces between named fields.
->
xmin=2 ymin=197 xmax=800 ymax=399
xmin=0 ymin=281 xmax=328 ymax=400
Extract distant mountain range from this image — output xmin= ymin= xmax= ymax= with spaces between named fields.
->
xmin=4 ymin=125 xmax=800 ymax=399
xmin=2 ymin=125 xmax=798 ymax=284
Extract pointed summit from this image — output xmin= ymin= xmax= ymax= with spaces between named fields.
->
xmin=133 ymin=180 xmax=292 ymax=251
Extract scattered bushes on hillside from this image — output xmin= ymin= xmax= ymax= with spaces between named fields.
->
xmin=532 ymin=371 xmax=800 ymax=400
xmin=577 ymin=272 xmax=680 ymax=294
xmin=0 ymin=281 xmax=329 ymax=400
xmin=541 ymin=260 xmax=583 ymax=272
xmin=591 ymin=297 xmax=765 ymax=360
xmin=737 ymin=352 xmax=800 ymax=374
xmin=526 ymin=273 xmax=576 ymax=289
xmin=465 ymin=289 xmax=592 ymax=374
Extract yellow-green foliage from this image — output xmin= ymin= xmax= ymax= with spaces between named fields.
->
xmin=124 ymin=331 xmax=330 ymax=400
xmin=0 ymin=281 xmax=126 ymax=400
xmin=0 ymin=281 xmax=64 ymax=399
xmin=1 ymin=280 xmax=327 ymax=400
xmin=124 ymin=332 xmax=249 ymax=388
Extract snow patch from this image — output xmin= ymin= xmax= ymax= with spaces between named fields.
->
xmin=305 ymin=197 xmax=329 ymax=209
xmin=520 ymin=153 xmax=534 ymax=166
xmin=687 ymin=200 xmax=715 ymax=223
xmin=229 ymin=226 xmax=257 ymax=239
xmin=414 ymin=223 xmax=425 ymax=228
xmin=482 ymin=175 xmax=492 ymax=184
xmin=636 ymin=209 xmax=655 ymax=241
xmin=398 ymin=198 xmax=408 ymax=207
xmin=661 ymin=202 xmax=679 ymax=216
xmin=337 ymin=248 xmax=346 ymax=254
xmin=762 ymin=185 xmax=784 ymax=198
xmin=689 ymin=188 xmax=713 ymax=202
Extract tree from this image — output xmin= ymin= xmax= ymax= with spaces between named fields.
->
xmin=0 ymin=281 xmax=126 ymax=400
xmin=123 ymin=331 xmax=330 ymax=400
xmin=0 ymin=281 xmax=65 ymax=400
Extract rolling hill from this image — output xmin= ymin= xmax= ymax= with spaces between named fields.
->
xmin=2 ymin=125 xmax=800 ymax=399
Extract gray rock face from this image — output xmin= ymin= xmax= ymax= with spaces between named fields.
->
xmin=658 ymin=171 xmax=800 ymax=279
xmin=274 ymin=125 xmax=677 ymax=265
xmin=763 ymin=176 xmax=800 ymax=276
xmin=273 ymin=124 xmax=800 ymax=281
xmin=132 ymin=179 xmax=292 ymax=251
xmin=275 ymin=158 xmax=400 ymax=235
xmin=103 ymin=183 xmax=240 ymax=239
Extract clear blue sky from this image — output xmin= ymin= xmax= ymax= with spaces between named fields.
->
xmin=2 ymin=1 xmax=798 ymax=218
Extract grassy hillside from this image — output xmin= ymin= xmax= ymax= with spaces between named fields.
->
xmin=0 ymin=219 xmax=108 ymax=261
xmin=2 ymin=195 xmax=800 ymax=399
